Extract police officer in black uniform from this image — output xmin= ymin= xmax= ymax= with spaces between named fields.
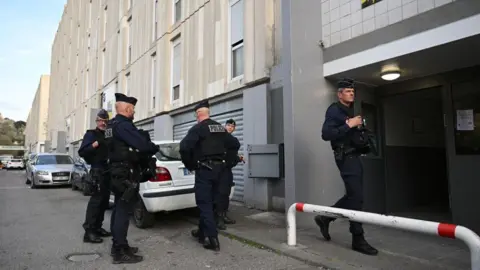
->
xmin=215 ymin=119 xmax=243 ymax=230
xmin=314 ymin=78 xmax=378 ymax=256
xmin=180 ymin=100 xmax=240 ymax=251
xmin=106 ymin=93 xmax=159 ymax=264
xmin=78 ymin=109 xmax=112 ymax=243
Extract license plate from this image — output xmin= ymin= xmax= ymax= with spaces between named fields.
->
xmin=54 ymin=176 xmax=69 ymax=180
xmin=183 ymin=168 xmax=194 ymax=176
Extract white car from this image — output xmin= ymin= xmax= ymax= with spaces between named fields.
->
xmin=6 ymin=159 xmax=24 ymax=170
xmin=110 ymin=140 xmax=235 ymax=228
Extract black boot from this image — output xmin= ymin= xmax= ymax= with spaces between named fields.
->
xmin=112 ymin=246 xmax=143 ymax=264
xmin=110 ymin=245 xmax=139 ymax=256
xmin=83 ymin=231 xmax=103 ymax=243
xmin=96 ymin=228 xmax=112 ymax=237
xmin=191 ymin=229 xmax=204 ymax=244
xmin=352 ymin=234 xmax=378 ymax=256
xmin=314 ymin=215 xmax=333 ymax=241
xmin=223 ymin=212 xmax=236 ymax=225
xmin=216 ymin=213 xmax=227 ymax=230
xmin=203 ymin=236 xmax=220 ymax=251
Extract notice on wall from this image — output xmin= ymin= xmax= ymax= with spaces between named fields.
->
xmin=456 ymin=109 xmax=474 ymax=131
xmin=361 ymin=0 xmax=383 ymax=9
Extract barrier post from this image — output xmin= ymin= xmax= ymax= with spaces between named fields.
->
xmin=287 ymin=203 xmax=480 ymax=270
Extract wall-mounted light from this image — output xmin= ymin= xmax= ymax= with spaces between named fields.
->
xmin=381 ymin=71 xmax=401 ymax=81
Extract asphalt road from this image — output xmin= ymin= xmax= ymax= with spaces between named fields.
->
xmin=0 ymin=169 xmax=318 ymax=270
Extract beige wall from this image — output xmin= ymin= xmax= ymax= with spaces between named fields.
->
xmin=25 ymin=75 xmax=50 ymax=152
xmin=47 ymin=0 xmax=279 ymax=143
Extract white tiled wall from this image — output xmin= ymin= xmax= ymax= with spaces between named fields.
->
xmin=322 ymin=0 xmax=456 ymax=47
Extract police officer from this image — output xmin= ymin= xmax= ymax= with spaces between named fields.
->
xmin=78 ymin=109 xmax=111 ymax=244
xmin=180 ymin=100 xmax=240 ymax=251
xmin=215 ymin=119 xmax=243 ymax=229
xmin=106 ymin=93 xmax=159 ymax=264
xmin=314 ymin=78 xmax=378 ymax=256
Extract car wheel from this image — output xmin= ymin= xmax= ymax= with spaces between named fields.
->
xmin=133 ymin=199 xmax=155 ymax=229
xmin=30 ymin=175 xmax=37 ymax=189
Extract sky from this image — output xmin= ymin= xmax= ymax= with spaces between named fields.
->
xmin=0 ymin=0 xmax=66 ymax=121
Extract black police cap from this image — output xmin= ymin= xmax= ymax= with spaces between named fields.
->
xmin=194 ymin=99 xmax=210 ymax=111
xmin=337 ymin=78 xmax=355 ymax=89
xmin=226 ymin=119 xmax=236 ymax=126
xmin=97 ymin=109 xmax=109 ymax=120
xmin=115 ymin=93 xmax=138 ymax=106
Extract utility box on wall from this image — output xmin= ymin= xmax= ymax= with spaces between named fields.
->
xmin=246 ymin=144 xmax=285 ymax=178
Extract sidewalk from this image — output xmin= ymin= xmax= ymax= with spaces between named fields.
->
xmin=184 ymin=203 xmax=471 ymax=270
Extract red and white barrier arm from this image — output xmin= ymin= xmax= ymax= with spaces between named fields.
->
xmin=287 ymin=203 xmax=480 ymax=270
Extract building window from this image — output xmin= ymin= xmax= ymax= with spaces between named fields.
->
xmin=88 ymin=0 xmax=92 ymax=29
xmin=85 ymin=70 xmax=89 ymax=99
xmin=125 ymin=73 xmax=131 ymax=95
xmin=230 ymin=0 xmax=244 ymax=79
xmin=151 ymin=53 xmax=157 ymax=109
xmin=128 ymin=19 xmax=132 ymax=64
xmin=103 ymin=6 xmax=108 ymax=42
xmin=171 ymin=37 xmax=181 ymax=102
xmin=101 ymin=49 xmax=106 ymax=85
xmin=153 ymin=0 xmax=158 ymax=41
xmin=173 ymin=0 xmax=181 ymax=24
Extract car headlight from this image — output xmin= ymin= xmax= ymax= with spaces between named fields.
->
xmin=36 ymin=171 xmax=49 ymax=175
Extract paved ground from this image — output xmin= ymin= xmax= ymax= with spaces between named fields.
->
xmin=0 ymin=169 xmax=319 ymax=270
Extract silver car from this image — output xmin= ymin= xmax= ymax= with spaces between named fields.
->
xmin=26 ymin=153 xmax=75 ymax=189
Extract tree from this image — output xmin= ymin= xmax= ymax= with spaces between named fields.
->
xmin=0 ymin=115 xmax=26 ymax=146
xmin=14 ymin=121 xmax=26 ymax=130
xmin=0 ymin=134 xmax=12 ymax=145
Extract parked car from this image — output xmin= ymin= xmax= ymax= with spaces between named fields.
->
xmin=109 ymin=140 xmax=235 ymax=228
xmin=25 ymin=153 xmax=75 ymax=189
xmin=71 ymin=157 xmax=92 ymax=195
xmin=6 ymin=159 xmax=24 ymax=170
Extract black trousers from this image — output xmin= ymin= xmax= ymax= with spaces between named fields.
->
xmin=109 ymin=164 xmax=135 ymax=248
xmin=332 ymin=155 xmax=364 ymax=235
xmin=83 ymin=168 xmax=111 ymax=232
xmin=195 ymin=163 xmax=227 ymax=237
xmin=215 ymin=169 xmax=234 ymax=212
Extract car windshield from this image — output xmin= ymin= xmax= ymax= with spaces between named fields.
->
xmin=11 ymin=159 xmax=22 ymax=162
xmin=155 ymin=143 xmax=181 ymax=161
xmin=36 ymin=155 xmax=74 ymax=165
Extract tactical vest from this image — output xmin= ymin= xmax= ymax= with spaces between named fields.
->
xmin=85 ymin=129 xmax=108 ymax=165
xmin=105 ymin=119 xmax=139 ymax=163
xmin=198 ymin=120 xmax=228 ymax=160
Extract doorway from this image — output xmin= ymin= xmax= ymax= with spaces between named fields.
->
xmin=382 ymin=86 xmax=451 ymax=222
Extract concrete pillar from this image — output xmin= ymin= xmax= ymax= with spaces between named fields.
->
xmin=154 ymin=114 xmax=173 ymax=141
xmin=243 ymin=83 xmax=271 ymax=210
xmin=281 ymin=0 xmax=343 ymax=226
xmin=56 ymin=131 xmax=67 ymax=153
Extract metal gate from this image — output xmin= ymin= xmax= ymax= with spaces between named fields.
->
xmin=173 ymin=109 xmax=245 ymax=202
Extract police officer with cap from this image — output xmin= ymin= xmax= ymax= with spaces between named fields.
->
xmin=106 ymin=93 xmax=159 ymax=264
xmin=314 ymin=78 xmax=378 ymax=256
xmin=78 ymin=109 xmax=112 ymax=244
xmin=215 ymin=118 xmax=243 ymax=229
xmin=180 ymin=99 xmax=240 ymax=251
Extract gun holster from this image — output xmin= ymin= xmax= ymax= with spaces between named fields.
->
xmin=121 ymin=180 xmax=138 ymax=202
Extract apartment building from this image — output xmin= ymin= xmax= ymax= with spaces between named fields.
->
xmin=46 ymin=0 xmax=283 ymax=208
xmin=24 ymin=75 xmax=50 ymax=154
xmin=281 ymin=0 xmax=480 ymax=232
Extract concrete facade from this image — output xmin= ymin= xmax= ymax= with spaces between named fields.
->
xmin=282 ymin=0 xmax=480 ymax=233
xmin=24 ymin=75 xmax=50 ymax=154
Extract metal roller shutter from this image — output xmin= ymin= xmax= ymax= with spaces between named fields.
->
xmin=172 ymin=109 xmax=245 ymax=202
